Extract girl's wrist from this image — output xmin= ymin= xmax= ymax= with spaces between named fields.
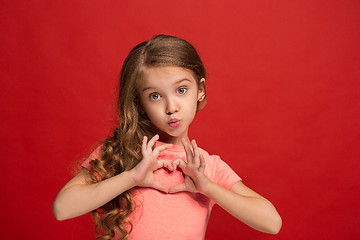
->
xmin=124 ymin=169 xmax=138 ymax=189
xmin=198 ymin=177 xmax=214 ymax=195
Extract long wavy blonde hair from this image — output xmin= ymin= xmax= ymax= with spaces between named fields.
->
xmin=86 ymin=34 xmax=207 ymax=239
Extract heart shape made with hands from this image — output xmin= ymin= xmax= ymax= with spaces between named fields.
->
xmin=153 ymin=158 xmax=188 ymax=193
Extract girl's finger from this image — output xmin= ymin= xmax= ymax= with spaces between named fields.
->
xmin=199 ymin=154 xmax=206 ymax=172
xmin=178 ymin=159 xmax=187 ymax=170
xmin=172 ymin=158 xmax=186 ymax=170
xmin=181 ymin=138 xmax=193 ymax=163
xmin=172 ymin=158 xmax=180 ymax=169
xmin=152 ymin=143 xmax=173 ymax=157
xmin=152 ymin=181 xmax=169 ymax=193
xmin=168 ymin=183 xmax=187 ymax=194
xmin=156 ymin=160 xmax=174 ymax=171
xmin=141 ymin=136 xmax=148 ymax=156
xmin=147 ymin=134 xmax=159 ymax=152
xmin=191 ymin=140 xmax=200 ymax=166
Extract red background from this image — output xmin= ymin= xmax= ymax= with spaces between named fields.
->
xmin=1 ymin=0 xmax=359 ymax=239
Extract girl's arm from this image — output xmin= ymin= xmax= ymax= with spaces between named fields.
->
xmin=53 ymin=135 xmax=173 ymax=221
xmin=53 ymin=168 xmax=136 ymax=221
xmin=203 ymin=180 xmax=282 ymax=234
xmin=169 ymin=139 xmax=282 ymax=234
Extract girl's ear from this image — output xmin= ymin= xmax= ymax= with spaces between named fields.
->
xmin=198 ymin=78 xmax=206 ymax=101
xmin=138 ymin=104 xmax=145 ymax=114
xmin=137 ymin=99 xmax=146 ymax=114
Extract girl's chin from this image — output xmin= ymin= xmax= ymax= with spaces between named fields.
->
xmin=157 ymin=131 xmax=187 ymax=143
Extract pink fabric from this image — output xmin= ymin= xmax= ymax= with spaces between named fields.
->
xmin=82 ymin=142 xmax=241 ymax=239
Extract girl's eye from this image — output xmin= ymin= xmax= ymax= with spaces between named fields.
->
xmin=149 ymin=93 xmax=160 ymax=100
xmin=177 ymin=87 xmax=187 ymax=95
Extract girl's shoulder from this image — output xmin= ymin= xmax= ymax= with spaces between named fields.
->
xmin=198 ymin=147 xmax=242 ymax=189
xmin=197 ymin=147 xmax=224 ymax=168
xmin=197 ymin=147 xmax=220 ymax=161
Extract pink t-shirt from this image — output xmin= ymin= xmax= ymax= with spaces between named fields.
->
xmin=82 ymin=141 xmax=241 ymax=240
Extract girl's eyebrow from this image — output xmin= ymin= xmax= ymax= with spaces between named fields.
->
xmin=175 ymin=78 xmax=191 ymax=84
xmin=142 ymin=86 xmax=154 ymax=92
xmin=142 ymin=78 xmax=191 ymax=92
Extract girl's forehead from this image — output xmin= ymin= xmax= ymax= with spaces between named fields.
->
xmin=140 ymin=66 xmax=197 ymax=86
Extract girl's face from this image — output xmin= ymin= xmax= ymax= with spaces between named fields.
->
xmin=139 ymin=66 xmax=205 ymax=145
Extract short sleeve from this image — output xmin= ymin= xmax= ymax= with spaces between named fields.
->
xmin=213 ymin=155 xmax=242 ymax=190
xmin=82 ymin=145 xmax=103 ymax=170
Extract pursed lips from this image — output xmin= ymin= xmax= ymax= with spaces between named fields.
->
xmin=168 ymin=118 xmax=180 ymax=128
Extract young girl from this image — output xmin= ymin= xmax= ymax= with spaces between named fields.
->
xmin=53 ymin=34 xmax=282 ymax=239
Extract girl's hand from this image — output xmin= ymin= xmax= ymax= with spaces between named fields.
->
xmin=130 ymin=134 xmax=173 ymax=193
xmin=169 ymin=139 xmax=211 ymax=194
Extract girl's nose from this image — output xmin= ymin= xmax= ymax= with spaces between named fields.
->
xmin=166 ymin=98 xmax=179 ymax=115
